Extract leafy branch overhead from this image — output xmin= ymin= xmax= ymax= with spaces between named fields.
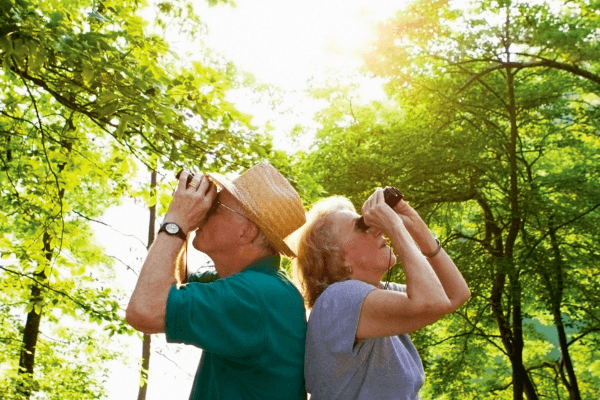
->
xmin=0 ymin=0 xmax=273 ymax=398
xmin=301 ymin=0 xmax=600 ymax=398
xmin=0 ymin=0 xmax=261 ymax=172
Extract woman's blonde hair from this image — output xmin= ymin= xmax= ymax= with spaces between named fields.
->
xmin=292 ymin=196 xmax=356 ymax=309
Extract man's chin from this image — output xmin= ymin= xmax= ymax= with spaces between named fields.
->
xmin=191 ymin=230 xmax=203 ymax=251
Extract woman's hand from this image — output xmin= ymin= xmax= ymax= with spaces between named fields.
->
xmin=393 ymin=197 xmax=439 ymax=256
xmin=361 ymin=188 xmax=404 ymax=235
xmin=363 ymin=188 xmax=437 ymax=254
xmin=164 ymin=171 xmax=217 ymax=234
xmin=392 ymin=199 xmax=427 ymax=232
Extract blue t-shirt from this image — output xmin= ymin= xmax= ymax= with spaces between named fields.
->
xmin=165 ymin=256 xmax=307 ymax=400
xmin=305 ymin=280 xmax=424 ymax=400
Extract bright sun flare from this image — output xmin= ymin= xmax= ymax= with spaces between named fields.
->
xmin=197 ymin=0 xmax=405 ymax=89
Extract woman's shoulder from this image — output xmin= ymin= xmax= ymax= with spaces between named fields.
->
xmin=327 ymin=279 xmax=375 ymax=292
xmin=313 ymin=280 xmax=377 ymax=313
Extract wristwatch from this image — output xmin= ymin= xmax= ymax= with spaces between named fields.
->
xmin=158 ymin=222 xmax=187 ymax=241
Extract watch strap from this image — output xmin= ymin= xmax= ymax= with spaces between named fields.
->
xmin=158 ymin=222 xmax=187 ymax=241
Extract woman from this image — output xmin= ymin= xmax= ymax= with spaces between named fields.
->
xmin=293 ymin=189 xmax=470 ymax=400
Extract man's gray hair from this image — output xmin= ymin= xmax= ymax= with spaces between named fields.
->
xmin=230 ymin=200 xmax=278 ymax=255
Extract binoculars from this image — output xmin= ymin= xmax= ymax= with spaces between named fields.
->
xmin=356 ymin=186 xmax=404 ymax=231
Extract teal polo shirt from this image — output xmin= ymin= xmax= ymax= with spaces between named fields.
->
xmin=165 ymin=256 xmax=307 ymax=400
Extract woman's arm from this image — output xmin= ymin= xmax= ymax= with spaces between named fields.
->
xmin=394 ymin=200 xmax=470 ymax=311
xmin=355 ymin=190 xmax=453 ymax=339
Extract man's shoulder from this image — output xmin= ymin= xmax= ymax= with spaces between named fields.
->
xmin=240 ymin=268 xmax=301 ymax=296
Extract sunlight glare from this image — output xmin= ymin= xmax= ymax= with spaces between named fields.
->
xmin=197 ymin=0 xmax=405 ymax=90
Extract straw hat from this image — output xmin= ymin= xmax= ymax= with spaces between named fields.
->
xmin=206 ymin=162 xmax=306 ymax=257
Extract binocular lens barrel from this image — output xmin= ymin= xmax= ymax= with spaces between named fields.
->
xmin=356 ymin=187 xmax=404 ymax=231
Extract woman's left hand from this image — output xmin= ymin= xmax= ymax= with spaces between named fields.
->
xmin=393 ymin=197 xmax=439 ymax=255
xmin=392 ymin=199 xmax=426 ymax=231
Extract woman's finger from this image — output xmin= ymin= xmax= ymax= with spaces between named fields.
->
xmin=363 ymin=187 xmax=383 ymax=213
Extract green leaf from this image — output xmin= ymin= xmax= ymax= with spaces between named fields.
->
xmin=98 ymin=100 xmax=119 ymax=117
xmin=115 ymin=117 xmax=128 ymax=139
xmin=82 ymin=66 xmax=94 ymax=84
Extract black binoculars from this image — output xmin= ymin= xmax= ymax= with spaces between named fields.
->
xmin=356 ymin=187 xmax=404 ymax=231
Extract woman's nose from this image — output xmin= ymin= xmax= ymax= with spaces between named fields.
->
xmin=368 ymin=228 xmax=382 ymax=237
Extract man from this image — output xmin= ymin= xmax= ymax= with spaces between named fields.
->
xmin=126 ymin=162 xmax=307 ymax=400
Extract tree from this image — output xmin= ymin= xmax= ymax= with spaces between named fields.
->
xmin=298 ymin=0 xmax=600 ymax=398
xmin=0 ymin=0 xmax=280 ymax=397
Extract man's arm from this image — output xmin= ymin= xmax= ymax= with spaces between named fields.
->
xmin=126 ymin=235 xmax=185 ymax=333
xmin=126 ymin=172 xmax=216 ymax=334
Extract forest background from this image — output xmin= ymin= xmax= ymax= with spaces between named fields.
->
xmin=1 ymin=0 xmax=599 ymax=399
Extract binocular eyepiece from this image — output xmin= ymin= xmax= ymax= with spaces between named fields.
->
xmin=356 ymin=186 xmax=404 ymax=231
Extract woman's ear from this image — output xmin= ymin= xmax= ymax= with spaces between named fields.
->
xmin=344 ymin=263 xmax=353 ymax=276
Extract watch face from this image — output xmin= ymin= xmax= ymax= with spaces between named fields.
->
xmin=165 ymin=223 xmax=179 ymax=234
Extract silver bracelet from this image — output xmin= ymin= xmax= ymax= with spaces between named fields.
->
xmin=423 ymin=239 xmax=442 ymax=259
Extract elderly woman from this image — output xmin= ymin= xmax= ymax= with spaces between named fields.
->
xmin=293 ymin=189 xmax=470 ymax=400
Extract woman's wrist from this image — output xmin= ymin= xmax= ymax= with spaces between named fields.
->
xmin=404 ymin=218 xmax=436 ymax=250
xmin=422 ymin=239 xmax=442 ymax=259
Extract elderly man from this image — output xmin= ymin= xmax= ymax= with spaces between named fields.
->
xmin=126 ymin=162 xmax=307 ymax=400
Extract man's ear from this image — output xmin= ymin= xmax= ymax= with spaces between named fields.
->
xmin=238 ymin=220 xmax=259 ymax=245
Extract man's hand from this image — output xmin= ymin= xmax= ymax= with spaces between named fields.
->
xmin=165 ymin=171 xmax=217 ymax=234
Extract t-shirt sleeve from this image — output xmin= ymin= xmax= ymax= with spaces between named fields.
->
xmin=165 ymin=273 xmax=265 ymax=359
xmin=311 ymin=280 xmax=375 ymax=356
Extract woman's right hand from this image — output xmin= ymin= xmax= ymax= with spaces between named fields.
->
xmin=361 ymin=188 xmax=404 ymax=236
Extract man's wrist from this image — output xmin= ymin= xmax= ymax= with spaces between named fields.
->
xmin=158 ymin=222 xmax=187 ymax=241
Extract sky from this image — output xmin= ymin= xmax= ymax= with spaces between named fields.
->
xmin=102 ymin=1 xmax=407 ymax=399
xmin=197 ymin=0 xmax=401 ymax=89
xmin=190 ymin=0 xmax=404 ymax=151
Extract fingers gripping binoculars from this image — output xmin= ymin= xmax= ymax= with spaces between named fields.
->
xmin=176 ymin=170 xmax=199 ymax=188
xmin=356 ymin=187 xmax=404 ymax=231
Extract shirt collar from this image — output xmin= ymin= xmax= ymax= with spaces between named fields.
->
xmin=245 ymin=255 xmax=281 ymax=274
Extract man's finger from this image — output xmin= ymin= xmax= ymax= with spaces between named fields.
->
xmin=205 ymin=179 xmax=218 ymax=200
xmin=197 ymin=175 xmax=211 ymax=195
xmin=177 ymin=170 xmax=192 ymax=191
xmin=188 ymin=175 xmax=202 ymax=190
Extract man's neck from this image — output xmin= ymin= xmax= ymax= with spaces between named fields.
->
xmin=210 ymin=246 xmax=274 ymax=278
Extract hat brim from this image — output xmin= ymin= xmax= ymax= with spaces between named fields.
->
xmin=206 ymin=172 xmax=297 ymax=257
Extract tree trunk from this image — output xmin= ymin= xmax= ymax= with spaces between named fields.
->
xmin=549 ymin=224 xmax=581 ymax=400
xmin=490 ymin=261 xmax=537 ymax=400
xmin=17 ymin=232 xmax=51 ymax=399
xmin=497 ymin=34 xmax=539 ymax=395
xmin=505 ymin=58 xmax=533 ymax=399
xmin=137 ymin=169 xmax=157 ymax=400
xmin=137 ymin=334 xmax=152 ymax=400
xmin=16 ymin=131 xmax=71 ymax=397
